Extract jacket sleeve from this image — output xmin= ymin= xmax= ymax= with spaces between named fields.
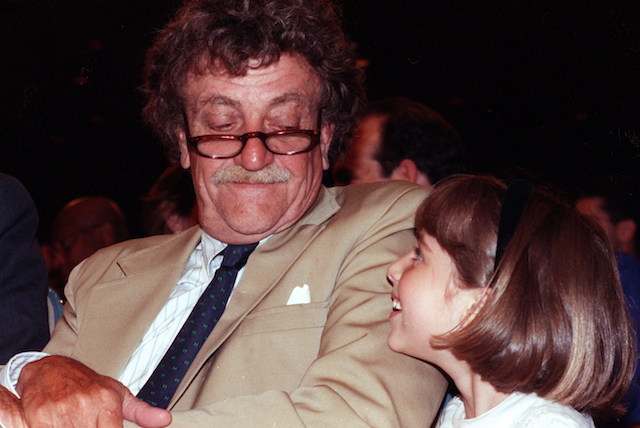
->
xmin=0 ymin=174 xmax=49 ymax=365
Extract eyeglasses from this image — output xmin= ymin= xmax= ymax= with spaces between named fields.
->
xmin=188 ymin=130 xmax=321 ymax=159
xmin=185 ymin=112 xmax=322 ymax=159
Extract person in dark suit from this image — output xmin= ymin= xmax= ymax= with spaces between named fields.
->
xmin=0 ymin=173 xmax=49 ymax=365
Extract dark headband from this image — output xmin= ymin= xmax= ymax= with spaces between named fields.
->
xmin=494 ymin=179 xmax=534 ymax=269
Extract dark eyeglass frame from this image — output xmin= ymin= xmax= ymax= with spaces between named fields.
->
xmin=184 ymin=111 xmax=322 ymax=159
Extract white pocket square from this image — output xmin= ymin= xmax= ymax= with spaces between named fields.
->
xmin=287 ymin=284 xmax=311 ymax=305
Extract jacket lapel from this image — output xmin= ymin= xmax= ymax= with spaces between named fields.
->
xmin=170 ymin=186 xmax=341 ymax=407
xmin=71 ymin=228 xmax=202 ymax=378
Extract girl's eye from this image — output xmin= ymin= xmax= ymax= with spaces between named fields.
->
xmin=413 ymin=247 xmax=423 ymax=261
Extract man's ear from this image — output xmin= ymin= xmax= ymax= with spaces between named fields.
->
xmin=177 ymin=127 xmax=191 ymax=169
xmin=320 ymin=122 xmax=335 ymax=171
xmin=389 ymin=159 xmax=419 ymax=183
xmin=390 ymin=159 xmax=434 ymax=187
xmin=615 ymin=219 xmax=637 ymax=249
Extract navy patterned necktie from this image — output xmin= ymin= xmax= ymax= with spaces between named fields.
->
xmin=137 ymin=243 xmax=258 ymax=408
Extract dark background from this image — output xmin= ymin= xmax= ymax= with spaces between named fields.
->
xmin=1 ymin=0 xmax=639 ymax=240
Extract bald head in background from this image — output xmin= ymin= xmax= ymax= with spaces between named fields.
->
xmin=51 ymin=196 xmax=129 ymax=284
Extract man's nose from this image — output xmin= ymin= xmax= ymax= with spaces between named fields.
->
xmin=235 ymin=136 xmax=274 ymax=171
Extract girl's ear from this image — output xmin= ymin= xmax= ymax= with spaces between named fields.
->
xmin=464 ymin=287 xmax=492 ymax=324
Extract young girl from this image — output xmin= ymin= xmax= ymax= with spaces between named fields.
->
xmin=388 ymin=175 xmax=636 ymax=427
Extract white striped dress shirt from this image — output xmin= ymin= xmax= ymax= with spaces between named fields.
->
xmin=119 ymin=231 xmax=229 ymax=394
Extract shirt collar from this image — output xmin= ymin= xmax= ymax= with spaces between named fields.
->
xmin=199 ymin=231 xmax=225 ymax=277
xmin=200 ymin=230 xmax=268 ymax=277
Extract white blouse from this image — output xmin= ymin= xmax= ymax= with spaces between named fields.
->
xmin=437 ymin=392 xmax=595 ymax=428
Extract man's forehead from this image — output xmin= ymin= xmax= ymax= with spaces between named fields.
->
xmin=184 ymin=55 xmax=321 ymax=110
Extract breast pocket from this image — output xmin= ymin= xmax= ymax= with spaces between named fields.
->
xmin=219 ymin=302 xmax=330 ymax=393
xmin=240 ymin=301 xmax=329 ymax=336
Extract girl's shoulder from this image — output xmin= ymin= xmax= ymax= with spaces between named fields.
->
xmin=437 ymin=393 xmax=594 ymax=428
xmin=514 ymin=394 xmax=594 ymax=428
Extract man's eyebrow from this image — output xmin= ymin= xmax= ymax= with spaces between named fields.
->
xmin=268 ymin=92 xmax=314 ymax=110
xmin=197 ymin=94 xmax=241 ymax=109
xmin=194 ymin=92 xmax=314 ymax=112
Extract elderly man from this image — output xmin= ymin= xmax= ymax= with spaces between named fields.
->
xmin=0 ymin=0 xmax=446 ymax=427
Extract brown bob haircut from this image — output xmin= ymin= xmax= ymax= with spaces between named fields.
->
xmin=141 ymin=0 xmax=365 ymax=165
xmin=416 ymin=175 xmax=636 ymax=419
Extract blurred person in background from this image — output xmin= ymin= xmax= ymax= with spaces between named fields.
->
xmin=576 ymin=185 xmax=640 ymax=428
xmin=50 ymin=195 xmax=130 ymax=288
xmin=141 ymin=165 xmax=198 ymax=235
xmin=333 ymin=96 xmax=467 ymax=187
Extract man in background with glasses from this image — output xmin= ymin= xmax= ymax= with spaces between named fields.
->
xmin=0 ymin=0 xmax=446 ymax=427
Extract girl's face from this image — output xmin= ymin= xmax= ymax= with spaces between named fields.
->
xmin=387 ymin=232 xmax=483 ymax=364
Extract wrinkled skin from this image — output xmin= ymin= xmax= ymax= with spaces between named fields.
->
xmin=0 ymin=356 xmax=171 ymax=428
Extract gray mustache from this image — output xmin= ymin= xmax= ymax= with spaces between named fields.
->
xmin=211 ymin=165 xmax=292 ymax=184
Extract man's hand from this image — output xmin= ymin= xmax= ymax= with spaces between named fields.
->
xmin=0 ymin=385 xmax=28 ymax=428
xmin=17 ymin=356 xmax=171 ymax=428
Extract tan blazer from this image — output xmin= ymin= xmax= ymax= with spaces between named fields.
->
xmin=45 ymin=182 xmax=447 ymax=428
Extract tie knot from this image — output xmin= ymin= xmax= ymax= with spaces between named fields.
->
xmin=221 ymin=243 xmax=258 ymax=270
